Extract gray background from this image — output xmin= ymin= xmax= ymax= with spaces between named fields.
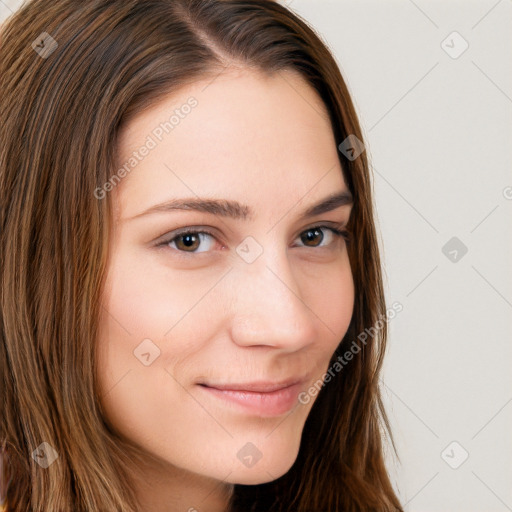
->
xmin=1 ymin=0 xmax=511 ymax=510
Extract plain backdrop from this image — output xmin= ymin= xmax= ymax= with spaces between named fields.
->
xmin=1 ymin=1 xmax=511 ymax=511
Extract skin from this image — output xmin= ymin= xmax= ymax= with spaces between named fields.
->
xmin=96 ymin=67 xmax=355 ymax=512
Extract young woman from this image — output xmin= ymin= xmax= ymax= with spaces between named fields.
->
xmin=0 ymin=1 xmax=403 ymax=510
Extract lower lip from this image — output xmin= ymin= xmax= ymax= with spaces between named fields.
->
xmin=198 ymin=382 xmax=303 ymax=417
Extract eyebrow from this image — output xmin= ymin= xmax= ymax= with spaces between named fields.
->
xmin=125 ymin=190 xmax=353 ymax=222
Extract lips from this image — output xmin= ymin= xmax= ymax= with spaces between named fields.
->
xmin=198 ymin=378 xmax=304 ymax=393
xmin=197 ymin=377 xmax=307 ymax=417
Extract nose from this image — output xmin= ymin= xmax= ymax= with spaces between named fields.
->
xmin=227 ymin=249 xmax=318 ymax=352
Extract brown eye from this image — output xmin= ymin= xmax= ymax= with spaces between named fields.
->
xmin=300 ymin=226 xmax=348 ymax=248
xmin=300 ymin=227 xmax=325 ymax=247
xmin=157 ymin=225 xmax=349 ymax=256
xmin=159 ymin=230 xmax=216 ymax=253
xmin=175 ymin=233 xmax=201 ymax=252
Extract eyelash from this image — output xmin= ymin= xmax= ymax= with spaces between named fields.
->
xmin=156 ymin=224 xmax=350 ymax=255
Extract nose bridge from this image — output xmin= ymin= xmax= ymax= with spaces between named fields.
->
xmin=228 ymin=245 xmax=316 ymax=350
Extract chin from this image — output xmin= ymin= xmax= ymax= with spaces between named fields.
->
xmin=227 ymin=443 xmax=299 ymax=485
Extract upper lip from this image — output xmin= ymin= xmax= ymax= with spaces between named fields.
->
xmin=198 ymin=377 xmax=306 ymax=393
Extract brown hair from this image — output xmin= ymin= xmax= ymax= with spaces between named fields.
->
xmin=0 ymin=0 xmax=402 ymax=510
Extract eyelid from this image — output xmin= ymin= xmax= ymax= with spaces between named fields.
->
xmin=154 ymin=225 xmax=220 ymax=248
xmin=154 ymin=221 xmax=350 ymax=253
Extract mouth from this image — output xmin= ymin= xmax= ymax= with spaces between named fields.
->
xmin=196 ymin=378 xmax=307 ymax=417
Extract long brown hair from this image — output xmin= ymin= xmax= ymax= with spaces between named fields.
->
xmin=0 ymin=1 xmax=402 ymax=510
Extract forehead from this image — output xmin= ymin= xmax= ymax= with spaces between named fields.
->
xmin=113 ymin=67 xmax=347 ymax=221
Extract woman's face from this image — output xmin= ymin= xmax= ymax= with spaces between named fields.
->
xmin=97 ymin=67 xmax=354 ymax=487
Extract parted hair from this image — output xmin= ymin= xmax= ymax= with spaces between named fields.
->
xmin=0 ymin=1 xmax=402 ymax=510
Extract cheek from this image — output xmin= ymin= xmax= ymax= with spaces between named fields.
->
xmin=94 ymin=248 xmax=216 ymax=457
xmin=95 ymin=247 xmax=224 ymax=398
xmin=95 ymin=249 xmax=173 ymax=406
xmin=300 ymin=254 xmax=354 ymax=346
xmin=100 ymin=250 xmax=192 ymax=335
xmin=98 ymin=245 xmax=222 ymax=351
